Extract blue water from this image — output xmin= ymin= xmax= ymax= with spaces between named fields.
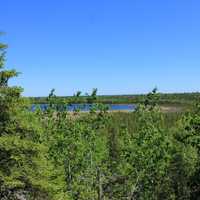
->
xmin=31 ymin=104 xmax=136 ymax=112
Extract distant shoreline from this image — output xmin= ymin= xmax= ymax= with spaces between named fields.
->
xmin=28 ymin=92 xmax=198 ymax=107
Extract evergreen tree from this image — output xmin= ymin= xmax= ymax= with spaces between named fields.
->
xmin=0 ymin=36 xmax=58 ymax=200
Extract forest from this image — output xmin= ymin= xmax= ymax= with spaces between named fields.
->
xmin=1 ymin=41 xmax=200 ymax=200
xmin=30 ymin=92 xmax=200 ymax=106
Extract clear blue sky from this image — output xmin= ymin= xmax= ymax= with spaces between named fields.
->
xmin=1 ymin=0 xmax=200 ymax=96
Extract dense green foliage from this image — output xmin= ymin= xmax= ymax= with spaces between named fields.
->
xmin=0 ymin=39 xmax=65 ymax=199
xmin=1 ymin=38 xmax=200 ymax=199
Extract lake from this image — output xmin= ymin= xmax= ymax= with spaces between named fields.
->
xmin=31 ymin=104 xmax=136 ymax=112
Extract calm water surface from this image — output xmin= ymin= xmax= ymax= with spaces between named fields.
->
xmin=31 ymin=104 xmax=136 ymax=112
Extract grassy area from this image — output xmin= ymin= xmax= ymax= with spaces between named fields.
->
xmin=108 ymin=111 xmax=184 ymax=134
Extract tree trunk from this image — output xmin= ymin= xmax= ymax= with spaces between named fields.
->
xmin=97 ymin=168 xmax=104 ymax=200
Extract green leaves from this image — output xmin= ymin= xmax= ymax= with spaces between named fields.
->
xmin=143 ymin=87 xmax=160 ymax=109
xmin=0 ymin=70 xmax=20 ymax=87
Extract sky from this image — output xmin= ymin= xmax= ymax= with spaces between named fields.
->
xmin=1 ymin=0 xmax=200 ymax=96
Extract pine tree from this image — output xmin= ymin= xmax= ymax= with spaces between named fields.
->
xmin=0 ymin=35 xmax=57 ymax=200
